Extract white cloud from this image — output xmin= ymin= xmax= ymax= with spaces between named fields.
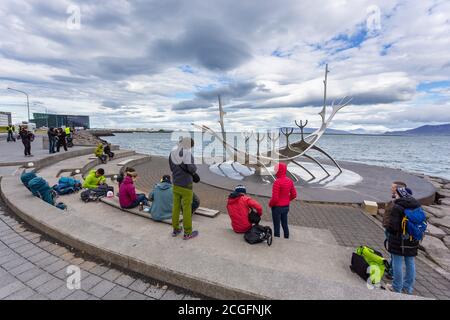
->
xmin=0 ymin=0 xmax=449 ymax=131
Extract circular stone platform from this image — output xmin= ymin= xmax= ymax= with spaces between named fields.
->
xmin=197 ymin=160 xmax=436 ymax=205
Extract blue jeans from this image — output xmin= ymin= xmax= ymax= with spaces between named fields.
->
xmin=125 ymin=194 xmax=149 ymax=209
xmin=272 ymin=206 xmax=289 ymax=238
xmin=49 ymin=137 xmax=56 ymax=153
xmin=391 ymin=254 xmax=415 ymax=294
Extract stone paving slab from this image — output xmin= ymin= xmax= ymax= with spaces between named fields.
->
xmin=1 ymin=175 xmax=420 ymax=300
xmin=0 ymin=200 xmax=202 ymax=300
xmin=2 ymin=150 xmax=444 ymax=298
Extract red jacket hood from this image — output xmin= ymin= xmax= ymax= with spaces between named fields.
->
xmin=275 ymin=162 xmax=287 ymax=178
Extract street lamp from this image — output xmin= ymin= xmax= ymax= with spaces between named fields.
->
xmin=7 ymin=87 xmax=30 ymax=123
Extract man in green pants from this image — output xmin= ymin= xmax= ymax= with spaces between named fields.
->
xmin=169 ymin=137 xmax=199 ymax=240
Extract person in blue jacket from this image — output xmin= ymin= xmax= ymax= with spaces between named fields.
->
xmin=147 ymin=175 xmax=200 ymax=221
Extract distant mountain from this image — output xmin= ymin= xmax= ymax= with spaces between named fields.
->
xmin=385 ymin=124 xmax=450 ymax=136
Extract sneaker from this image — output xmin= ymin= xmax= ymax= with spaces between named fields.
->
xmin=183 ymin=230 xmax=199 ymax=240
xmin=172 ymin=228 xmax=182 ymax=237
xmin=384 ymin=283 xmax=394 ymax=292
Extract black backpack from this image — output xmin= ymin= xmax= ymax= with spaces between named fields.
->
xmin=244 ymin=225 xmax=273 ymax=246
xmin=80 ymin=185 xmax=113 ymax=203
xmin=80 ymin=189 xmax=96 ymax=202
xmin=95 ymin=184 xmax=114 ymax=197
xmin=248 ymin=209 xmax=261 ymax=225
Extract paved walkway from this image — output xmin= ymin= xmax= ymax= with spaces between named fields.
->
xmin=0 ymin=200 xmax=201 ymax=300
xmin=0 ymin=136 xmax=87 ymax=166
xmin=134 ymin=157 xmax=450 ymax=300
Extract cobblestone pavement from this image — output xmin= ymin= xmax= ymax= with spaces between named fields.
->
xmin=134 ymin=157 xmax=450 ymax=300
xmin=0 ymin=200 xmax=203 ymax=300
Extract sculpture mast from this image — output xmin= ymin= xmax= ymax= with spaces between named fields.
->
xmin=218 ymin=95 xmax=227 ymax=162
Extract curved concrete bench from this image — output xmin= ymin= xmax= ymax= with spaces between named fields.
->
xmin=0 ymin=173 xmax=424 ymax=300
xmin=100 ymin=196 xmax=181 ymax=225
xmin=0 ymin=147 xmax=426 ymax=300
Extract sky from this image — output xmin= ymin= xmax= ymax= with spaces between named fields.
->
xmin=0 ymin=0 xmax=449 ymax=133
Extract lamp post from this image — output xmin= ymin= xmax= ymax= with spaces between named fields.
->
xmin=7 ymin=87 xmax=30 ymax=123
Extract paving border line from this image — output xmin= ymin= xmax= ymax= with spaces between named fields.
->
xmin=0 ymin=175 xmax=265 ymax=300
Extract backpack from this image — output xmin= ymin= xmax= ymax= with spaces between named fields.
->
xmin=21 ymin=172 xmax=37 ymax=190
xmin=244 ymin=225 xmax=273 ymax=246
xmin=248 ymin=209 xmax=261 ymax=225
xmin=95 ymin=184 xmax=114 ymax=197
xmin=53 ymin=177 xmax=82 ymax=195
xmin=80 ymin=185 xmax=114 ymax=202
xmin=28 ymin=177 xmax=55 ymax=205
xmin=80 ymin=189 xmax=98 ymax=202
xmin=402 ymin=207 xmax=427 ymax=241
xmin=350 ymin=246 xmax=389 ymax=285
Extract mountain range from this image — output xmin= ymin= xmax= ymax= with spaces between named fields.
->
xmin=384 ymin=124 xmax=450 ymax=136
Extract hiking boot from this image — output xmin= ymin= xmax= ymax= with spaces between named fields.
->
xmin=172 ymin=228 xmax=182 ymax=237
xmin=183 ymin=230 xmax=199 ymax=240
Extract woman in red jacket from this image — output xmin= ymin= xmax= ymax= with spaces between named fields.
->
xmin=269 ymin=162 xmax=297 ymax=238
xmin=226 ymin=185 xmax=263 ymax=233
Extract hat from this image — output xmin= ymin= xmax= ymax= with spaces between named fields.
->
xmin=396 ymin=187 xmax=411 ymax=198
xmin=405 ymin=187 xmax=413 ymax=196
xmin=106 ymin=191 xmax=114 ymax=198
xmin=161 ymin=175 xmax=171 ymax=183
xmin=234 ymin=185 xmax=246 ymax=194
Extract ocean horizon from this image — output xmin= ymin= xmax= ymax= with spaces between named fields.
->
xmin=103 ymin=132 xmax=450 ymax=181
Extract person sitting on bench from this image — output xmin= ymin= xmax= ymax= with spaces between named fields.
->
xmin=147 ymin=175 xmax=201 ymax=220
xmin=82 ymin=168 xmax=106 ymax=190
xmin=104 ymin=142 xmax=115 ymax=160
xmin=119 ymin=170 xmax=148 ymax=209
xmin=95 ymin=143 xmax=107 ymax=164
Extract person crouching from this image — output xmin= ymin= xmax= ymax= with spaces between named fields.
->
xmin=226 ymin=185 xmax=263 ymax=233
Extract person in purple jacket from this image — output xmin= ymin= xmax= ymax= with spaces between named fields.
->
xmin=119 ymin=170 xmax=148 ymax=209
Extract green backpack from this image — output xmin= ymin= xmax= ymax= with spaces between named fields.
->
xmin=351 ymin=246 xmax=390 ymax=284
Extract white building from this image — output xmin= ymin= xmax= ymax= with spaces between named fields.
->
xmin=0 ymin=111 xmax=12 ymax=126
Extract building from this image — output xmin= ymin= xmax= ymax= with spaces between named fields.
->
xmin=0 ymin=111 xmax=12 ymax=126
xmin=31 ymin=113 xmax=90 ymax=129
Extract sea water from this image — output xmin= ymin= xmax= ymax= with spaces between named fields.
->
xmin=103 ymin=132 xmax=450 ymax=180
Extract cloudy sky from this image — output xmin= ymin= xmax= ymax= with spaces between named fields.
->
xmin=0 ymin=0 xmax=449 ymax=132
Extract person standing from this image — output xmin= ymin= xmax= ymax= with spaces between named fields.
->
xmin=6 ymin=124 xmax=16 ymax=142
xmin=56 ymin=128 xmax=68 ymax=152
xmin=385 ymin=186 xmax=422 ymax=294
xmin=268 ymin=162 xmax=297 ymax=239
xmin=169 ymin=137 xmax=199 ymax=240
xmin=19 ymin=126 xmax=33 ymax=157
xmin=47 ymin=127 xmax=57 ymax=154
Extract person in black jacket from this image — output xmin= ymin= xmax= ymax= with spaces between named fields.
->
xmin=56 ymin=128 xmax=68 ymax=152
xmin=19 ymin=126 xmax=33 ymax=157
xmin=47 ymin=127 xmax=57 ymax=154
xmin=385 ymin=186 xmax=420 ymax=294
